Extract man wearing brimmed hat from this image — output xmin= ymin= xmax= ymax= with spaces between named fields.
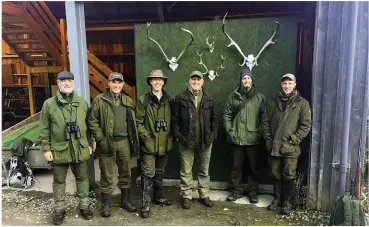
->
xmin=38 ymin=71 xmax=94 ymax=224
xmin=262 ymin=73 xmax=311 ymax=215
xmin=172 ymin=70 xmax=219 ymax=209
xmin=135 ymin=69 xmax=174 ymax=218
xmin=222 ymin=68 xmax=266 ymax=203
xmin=88 ymin=72 xmax=139 ymax=217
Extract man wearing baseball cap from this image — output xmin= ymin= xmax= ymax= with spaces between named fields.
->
xmin=136 ymin=69 xmax=174 ymax=218
xmin=222 ymin=68 xmax=266 ymax=203
xmin=88 ymin=72 xmax=139 ymax=217
xmin=38 ymin=71 xmax=94 ymax=224
xmin=172 ymin=70 xmax=219 ymax=209
xmin=262 ymin=73 xmax=311 ymax=215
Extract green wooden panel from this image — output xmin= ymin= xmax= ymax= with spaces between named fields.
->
xmin=134 ymin=16 xmax=298 ymax=181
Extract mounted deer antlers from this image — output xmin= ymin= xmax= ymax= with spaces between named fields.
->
xmin=197 ymin=50 xmax=226 ymax=81
xmin=206 ymin=36 xmax=215 ymax=53
xmin=147 ymin=22 xmax=194 ymax=71
xmin=222 ymin=12 xmax=280 ymax=71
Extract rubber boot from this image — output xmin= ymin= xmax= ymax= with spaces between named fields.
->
xmin=153 ymin=172 xmax=171 ymax=206
xmin=281 ymin=179 xmax=294 ymax=215
xmin=268 ymin=179 xmax=282 ymax=211
xmin=120 ymin=188 xmax=137 ymax=212
xmin=100 ymin=193 xmax=111 ymax=217
xmin=141 ymin=174 xmax=153 ymax=218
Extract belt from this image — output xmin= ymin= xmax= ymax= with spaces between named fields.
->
xmin=112 ymin=136 xmax=128 ymax=142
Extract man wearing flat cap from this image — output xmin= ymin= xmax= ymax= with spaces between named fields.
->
xmin=88 ymin=72 xmax=139 ymax=217
xmin=222 ymin=68 xmax=266 ymax=204
xmin=172 ymin=71 xmax=219 ymax=209
xmin=262 ymin=73 xmax=311 ymax=215
xmin=135 ymin=69 xmax=174 ymax=218
xmin=38 ymin=71 xmax=94 ymax=225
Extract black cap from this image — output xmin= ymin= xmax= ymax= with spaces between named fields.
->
xmin=57 ymin=71 xmax=74 ymax=80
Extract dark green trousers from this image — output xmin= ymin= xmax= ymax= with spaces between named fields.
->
xmin=229 ymin=145 xmax=259 ymax=193
xmin=268 ymin=155 xmax=298 ymax=180
xmin=53 ymin=161 xmax=89 ymax=213
xmin=99 ymin=138 xmax=131 ymax=194
xmin=140 ymin=152 xmax=168 ymax=177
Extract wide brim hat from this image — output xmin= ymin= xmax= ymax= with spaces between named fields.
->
xmin=146 ymin=69 xmax=168 ymax=86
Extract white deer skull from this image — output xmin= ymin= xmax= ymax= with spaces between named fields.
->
xmin=206 ymin=36 xmax=215 ymax=54
xmin=147 ymin=22 xmax=194 ymax=71
xmin=197 ymin=51 xmax=226 ymax=81
xmin=222 ymin=12 xmax=280 ymax=71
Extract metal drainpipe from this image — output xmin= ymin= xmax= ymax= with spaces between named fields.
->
xmin=338 ymin=1 xmax=359 ymax=197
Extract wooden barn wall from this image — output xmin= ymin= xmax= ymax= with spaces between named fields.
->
xmin=135 ymin=16 xmax=299 ymax=181
xmin=86 ymin=30 xmax=136 ymax=86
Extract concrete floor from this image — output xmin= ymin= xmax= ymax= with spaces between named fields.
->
xmin=24 ymin=158 xmax=274 ymax=208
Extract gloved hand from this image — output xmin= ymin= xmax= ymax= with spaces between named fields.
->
xmin=266 ymin=139 xmax=273 ymax=153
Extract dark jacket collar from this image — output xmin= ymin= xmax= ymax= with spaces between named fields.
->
xmin=179 ymin=87 xmax=211 ymax=103
xmin=101 ymin=89 xmax=134 ymax=107
xmin=147 ymin=89 xmax=170 ymax=105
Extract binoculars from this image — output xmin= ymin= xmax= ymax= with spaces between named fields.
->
xmin=64 ymin=121 xmax=81 ymax=140
xmin=155 ymin=119 xmax=167 ymax=132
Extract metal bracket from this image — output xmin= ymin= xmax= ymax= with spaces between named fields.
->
xmin=331 ymin=163 xmax=351 ymax=169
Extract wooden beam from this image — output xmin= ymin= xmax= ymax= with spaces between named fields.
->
xmin=2 ymin=28 xmax=33 ymax=34
xmin=30 ymin=2 xmax=61 ymax=44
xmin=88 ymin=64 xmax=108 ymax=91
xmin=6 ymin=39 xmax=41 ymax=44
xmin=38 ymin=2 xmax=60 ymax=31
xmin=60 ymin=19 xmax=68 ymax=71
xmin=85 ymin=26 xmax=134 ymax=32
xmin=23 ymin=7 xmax=62 ymax=65
xmin=2 ymin=16 xmax=25 ymax=25
xmin=2 ymin=36 xmax=30 ymax=66
xmin=2 ymin=2 xmax=24 ymax=17
xmin=87 ymin=50 xmax=113 ymax=78
xmin=29 ymin=66 xmax=63 ymax=73
xmin=26 ymin=66 xmax=36 ymax=116
xmin=16 ymin=48 xmax=48 ymax=53
xmin=156 ymin=1 xmax=165 ymax=22
xmin=90 ymin=85 xmax=101 ymax=99
xmin=24 ymin=2 xmax=61 ymax=51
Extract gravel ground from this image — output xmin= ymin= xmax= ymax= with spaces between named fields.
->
xmin=2 ymin=186 xmax=332 ymax=226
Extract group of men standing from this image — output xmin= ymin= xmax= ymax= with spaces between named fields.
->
xmin=38 ymin=68 xmax=311 ymax=225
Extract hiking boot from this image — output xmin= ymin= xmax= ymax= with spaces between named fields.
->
xmin=268 ymin=179 xmax=282 ymax=211
xmin=80 ymin=208 xmax=93 ymax=220
xmin=248 ymin=190 xmax=258 ymax=204
xmin=182 ymin=198 xmax=191 ymax=209
xmin=200 ymin=197 xmax=214 ymax=207
xmin=53 ymin=211 xmax=66 ymax=225
xmin=100 ymin=193 xmax=111 ymax=217
xmin=120 ymin=188 xmax=137 ymax=212
xmin=227 ymin=191 xmax=243 ymax=202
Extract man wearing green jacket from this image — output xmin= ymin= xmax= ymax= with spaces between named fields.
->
xmin=38 ymin=71 xmax=93 ymax=225
xmin=223 ymin=68 xmax=266 ymax=203
xmin=136 ymin=69 xmax=174 ymax=218
xmin=262 ymin=73 xmax=311 ymax=215
xmin=88 ymin=72 xmax=139 ymax=217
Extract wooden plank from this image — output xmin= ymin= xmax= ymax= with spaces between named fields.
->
xmin=16 ymin=48 xmax=48 ymax=53
xmin=2 ymin=28 xmax=33 ymax=34
xmin=2 ymin=2 xmax=24 ymax=17
xmin=24 ymin=2 xmax=61 ymax=51
xmin=2 ymin=16 xmax=25 ymax=25
xmin=60 ymin=19 xmax=68 ymax=71
xmin=26 ymin=66 xmax=36 ymax=116
xmin=89 ymin=85 xmax=100 ymax=99
xmin=87 ymin=50 xmax=113 ymax=77
xmin=29 ymin=66 xmax=63 ymax=73
xmin=2 ymin=36 xmax=30 ymax=66
xmin=30 ymin=2 xmax=61 ymax=45
xmin=23 ymin=8 xmax=62 ymax=65
xmin=6 ymin=39 xmax=41 ymax=44
xmin=38 ymin=1 xmax=60 ymax=31
xmin=2 ymin=64 xmax=13 ymax=85
xmin=88 ymin=64 xmax=108 ymax=91
xmin=85 ymin=26 xmax=134 ymax=31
